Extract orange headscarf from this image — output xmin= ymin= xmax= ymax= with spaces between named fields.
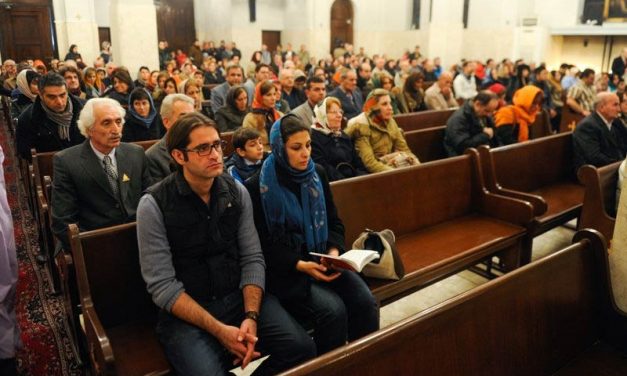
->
xmin=494 ymin=85 xmax=543 ymax=142
xmin=252 ymin=80 xmax=281 ymax=121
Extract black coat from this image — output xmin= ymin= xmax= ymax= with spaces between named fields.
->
xmin=611 ymin=56 xmax=625 ymax=79
xmin=572 ymin=112 xmax=627 ymax=172
xmin=443 ymin=101 xmax=497 ymax=157
xmin=16 ymin=95 xmax=85 ymax=160
xmin=122 ymin=114 xmax=161 ymax=142
xmin=245 ymin=164 xmax=345 ymax=301
xmin=311 ymin=130 xmax=368 ymax=182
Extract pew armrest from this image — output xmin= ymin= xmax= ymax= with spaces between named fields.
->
xmin=480 ymin=191 xmax=535 ymax=227
xmin=83 ymin=305 xmax=116 ymax=376
xmin=490 ymin=187 xmax=547 ymax=217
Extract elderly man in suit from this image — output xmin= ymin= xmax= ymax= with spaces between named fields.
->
xmin=210 ymin=64 xmax=244 ymax=115
xmin=51 ymin=98 xmax=152 ymax=250
xmin=573 ymin=92 xmax=627 ymax=172
xmin=146 ymin=94 xmax=195 ymax=181
xmin=290 ymin=76 xmax=326 ymax=126
xmin=328 ymin=68 xmax=363 ymax=120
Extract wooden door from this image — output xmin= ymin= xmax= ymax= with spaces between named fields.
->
xmin=98 ymin=27 xmax=111 ymax=47
xmin=155 ymin=0 xmax=196 ymax=52
xmin=0 ymin=4 xmax=55 ymax=62
xmin=262 ymin=30 xmax=281 ymax=55
xmin=330 ymin=0 xmax=353 ymax=53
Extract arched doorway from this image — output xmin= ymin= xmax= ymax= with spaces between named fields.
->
xmin=330 ymin=0 xmax=353 ymax=53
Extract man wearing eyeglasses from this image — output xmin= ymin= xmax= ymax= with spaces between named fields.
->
xmin=136 ymin=112 xmax=316 ymax=375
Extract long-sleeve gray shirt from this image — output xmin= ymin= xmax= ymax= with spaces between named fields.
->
xmin=136 ymin=180 xmax=266 ymax=312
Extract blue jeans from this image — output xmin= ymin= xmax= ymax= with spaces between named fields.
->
xmin=281 ymin=270 xmax=379 ymax=354
xmin=156 ymin=291 xmax=316 ymax=376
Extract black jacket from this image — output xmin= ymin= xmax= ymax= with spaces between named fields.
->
xmin=245 ymin=164 xmax=345 ymax=301
xmin=311 ymin=130 xmax=368 ymax=182
xmin=611 ymin=56 xmax=625 ymax=79
xmin=443 ymin=101 xmax=497 ymax=156
xmin=122 ymin=114 xmax=161 ymax=142
xmin=16 ymin=95 xmax=85 ymax=160
xmin=572 ymin=112 xmax=627 ymax=172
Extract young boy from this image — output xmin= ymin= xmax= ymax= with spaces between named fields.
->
xmin=226 ymin=127 xmax=267 ymax=183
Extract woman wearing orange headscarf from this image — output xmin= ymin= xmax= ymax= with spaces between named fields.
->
xmin=242 ymin=80 xmax=283 ymax=152
xmin=494 ymin=85 xmax=544 ymax=145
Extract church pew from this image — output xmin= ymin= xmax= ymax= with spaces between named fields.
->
xmin=393 ymin=108 xmax=455 ymax=132
xmin=559 ymin=91 xmax=584 ymax=133
xmin=222 ymin=130 xmax=234 ymax=157
xmin=404 ymin=126 xmax=447 ymax=163
xmin=279 ymin=229 xmax=627 ymax=376
xmin=528 ymin=109 xmax=552 ymax=140
xmin=478 ymin=133 xmax=584 ymax=263
xmin=577 ymin=161 xmax=621 ymax=241
xmin=69 ymin=223 xmax=171 ymax=376
xmin=330 ymin=149 xmax=534 ymax=306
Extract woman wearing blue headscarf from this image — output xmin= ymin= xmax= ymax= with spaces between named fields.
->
xmin=122 ymin=87 xmax=160 ymax=142
xmin=245 ymin=114 xmax=379 ymax=355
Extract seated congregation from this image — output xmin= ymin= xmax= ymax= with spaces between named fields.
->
xmin=3 ymin=39 xmax=627 ymax=376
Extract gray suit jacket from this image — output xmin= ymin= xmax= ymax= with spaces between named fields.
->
xmin=51 ymin=140 xmax=153 ymax=249
xmin=290 ymin=101 xmax=316 ymax=126
xmin=210 ymin=82 xmax=232 ymax=114
xmin=146 ymin=137 xmax=173 ymax=181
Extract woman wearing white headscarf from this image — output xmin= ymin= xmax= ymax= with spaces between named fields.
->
xmin=10 ymin=69 xmax=40 ymax=119
xmin=310 ymin=96 xmax=368 ymax=181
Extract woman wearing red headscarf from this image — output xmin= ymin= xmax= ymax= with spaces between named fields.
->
xmin=345 ymin=88 xmax=419 ymax=173
xmin=242 ymin=80 xmax=283 ymax=152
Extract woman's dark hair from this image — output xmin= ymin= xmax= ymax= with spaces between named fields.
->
xmin=260 ymin=80 xmax=275 ymax=96
xmin=166 ymin=112 xmax=219 ymax=165
xmin=404 ymin=72 xmax=424 ymax=94
xmin=251 ymin=51 xmax=262 ymax=63
xmin=226 ymin=85 xmax=248 ymax=110
xmin=280 ymin=114 xmax=310 ymax=142
xmin=164 ymin=77 xmax=178 ymax=93
xmin=111 ymin=69 xmax=134 ymax=90
xmin=130 ymin=87 xmax=151 ymax=104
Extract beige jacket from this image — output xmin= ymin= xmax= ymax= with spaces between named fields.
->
xmin=424 ymin=83 xmax=459 ymax=111
xmin=346 ymin=113 xmax=419 ymax=173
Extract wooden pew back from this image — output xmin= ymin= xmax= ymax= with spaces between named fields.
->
xmin=222 ymin=130 xmax=234 ymax=157
xmin=393 ymin=109 xmax=455 ymax=132
xmin=404 ymin=126 xmax=447 ymax=163
xmin=331 ymin=154 xmax=479 ymax=244
xmin=528 ymin=109 xmax=552 ymax=140
xmin=70 ymin=223 xmax=170 ymax=375
xmin=577 ymin=161 xmax=621 ymax=240
xmin=483 ymin=132 xmax=575 ymax=193
xmin=281 ymin=230 xmax=619 ymax=376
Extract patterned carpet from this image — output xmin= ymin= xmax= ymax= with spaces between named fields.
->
xmin=1 ymin=117 xmax=83 ymax=375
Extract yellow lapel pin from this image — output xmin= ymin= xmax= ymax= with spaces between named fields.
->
xmin=122 ymin=174 xmax=130 ymax=182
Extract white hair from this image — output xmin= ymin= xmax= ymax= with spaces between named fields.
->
xmin=160 ymin=93 xmax=194 ymax=121
xmin=78 ymin=98 xmax=125 ymax=138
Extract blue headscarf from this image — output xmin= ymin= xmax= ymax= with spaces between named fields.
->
xmin=260 ymin=117 xmax=328 ymax=253
xmin=127 ymin=88 xmax=157 ymax=128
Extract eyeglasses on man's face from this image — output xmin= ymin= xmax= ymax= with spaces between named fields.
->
xmin=183 ymin=140 xmax=228 ymax=156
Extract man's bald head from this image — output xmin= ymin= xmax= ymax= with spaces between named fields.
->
xmin=595 ymin=92 xmax=620 ymax=122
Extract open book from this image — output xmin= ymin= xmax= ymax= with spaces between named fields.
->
xmin=309 ymin=250 xmax=380 ymax=272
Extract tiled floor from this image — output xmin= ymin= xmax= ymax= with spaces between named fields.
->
xmin=234 ymin=224 xmax=577 ymax=375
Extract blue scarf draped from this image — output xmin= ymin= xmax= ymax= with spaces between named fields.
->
xmin=127 ymin=88 xmax=157 ymax=128
xmin=260 ymin=118 xmax=328 ymax=253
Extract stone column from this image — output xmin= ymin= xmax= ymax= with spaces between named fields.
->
xmin=52 ymin=0 xmax=100 ymax=64
xmin=426 ymin=0 xmax=464 ymax=69
xmin=109 ymin=0 xmax=159 ymax=75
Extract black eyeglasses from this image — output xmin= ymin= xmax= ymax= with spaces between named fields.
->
xmin=183 ymin=140 xmax=227 ymax=156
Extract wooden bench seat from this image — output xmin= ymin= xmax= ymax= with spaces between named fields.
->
xmin=330 ymin=150 xmax=534 ymax=305
xmin=404 ymin=126 xmax=447 ymax=163
xmin=577 ymin=161 xmax=621 ymax=240
xmin=478 ymin=133 xmax=584 ymax=262
xmin=279 ymin=229 xmax=627 ymax=376
xmin=366 ymin=214 xmax=525 ymax=298
xmin=393 ymin=108 xmax=455 ymax=132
